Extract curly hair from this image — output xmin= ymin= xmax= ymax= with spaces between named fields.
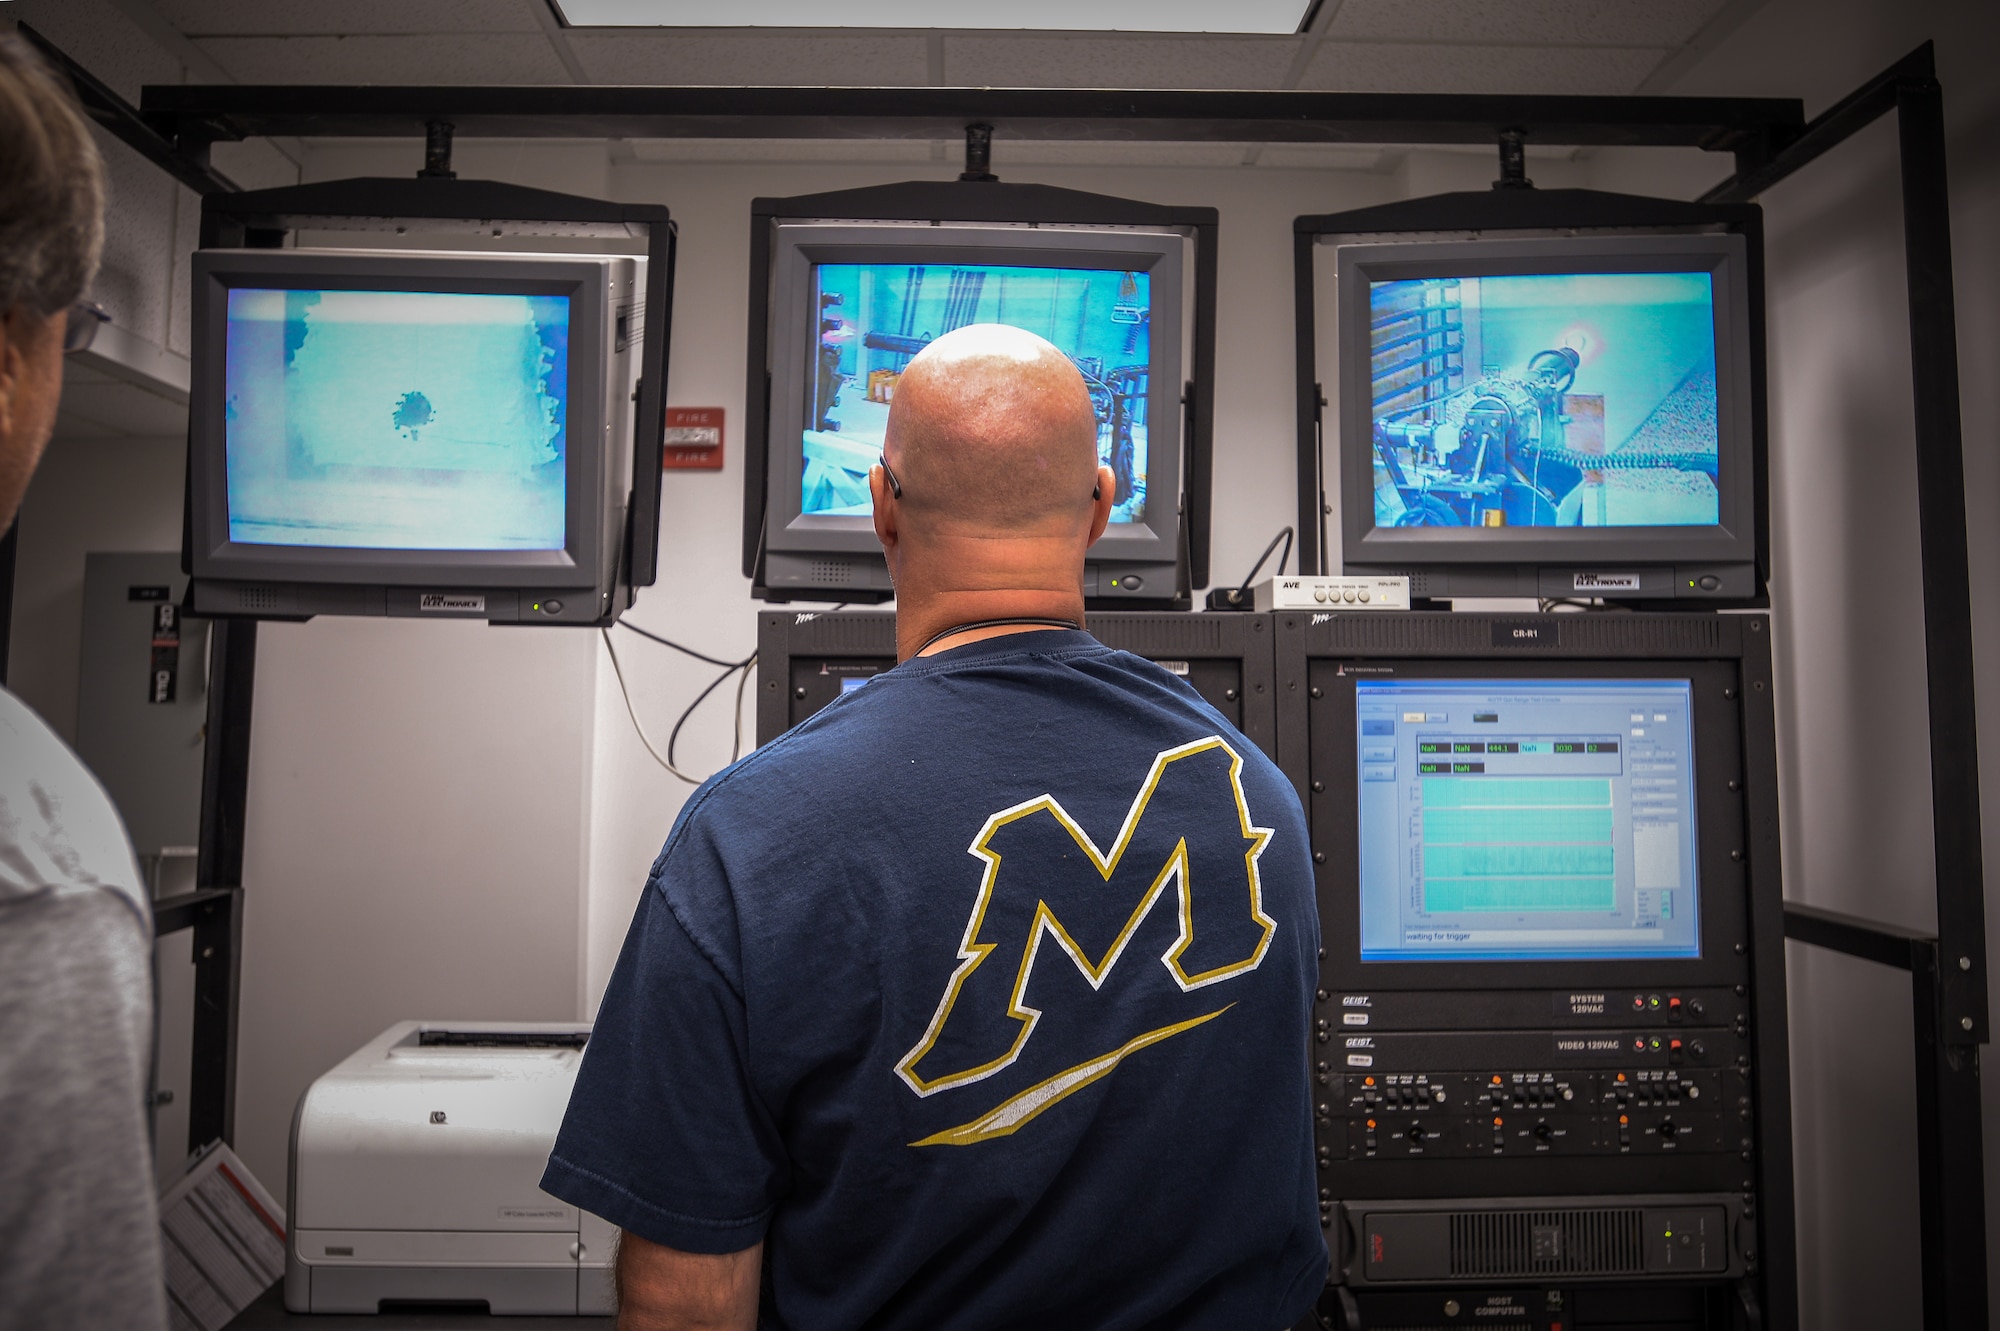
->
xmin=0 ymin=29 xmax=105 ymax=317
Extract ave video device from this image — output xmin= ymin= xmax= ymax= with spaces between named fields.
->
xmin=1255 ymin=576 xmax=1411 ymax=611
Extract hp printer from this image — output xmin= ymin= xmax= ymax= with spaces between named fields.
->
xmin=286 ymin=1021 xmax=614 ymax=1315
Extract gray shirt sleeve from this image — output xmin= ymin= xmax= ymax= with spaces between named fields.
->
xmin=0 ymin=890 xmax=168 ymax=1331
xmin=0 ymin=687 xmax=166 ymax=1330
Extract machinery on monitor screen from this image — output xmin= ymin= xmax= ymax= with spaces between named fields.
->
xmin=1369 ymin=272 xmax=1721 ymax=532
xmin=802 ymin=262 xmax=1153 ymax=525
xmin=1356 ymin=678 xmax=1701 ymax=962
xmin=747 ymin=211 xmax=1197 ymax=606
xmin=1335 ymin=233 xmax=1761 ymax=601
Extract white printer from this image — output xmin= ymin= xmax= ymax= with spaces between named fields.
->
xmin=286 ymin=1021 xmax=615 ymax=1315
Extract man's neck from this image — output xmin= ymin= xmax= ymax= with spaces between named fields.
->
xmin=895 ymin=588 xmax=1087 ymax=661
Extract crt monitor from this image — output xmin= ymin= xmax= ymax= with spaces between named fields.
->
xmin=186 ymin=248 xmax=641 ymax=625
xmin=1335 ymin=234 xmax=1758 ymax=601
xmin=754 ymin=222 xmax=1188 ymax=604
xmin=1353 ymin=676 xmax=1702 ymax=963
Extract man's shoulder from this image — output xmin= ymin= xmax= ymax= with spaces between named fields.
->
xmin=0 ymin=689 xmax=146 ymax=920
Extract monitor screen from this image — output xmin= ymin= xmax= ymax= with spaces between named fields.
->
xmin=800 ymin=262 xmax=1152 ymax=524
xmin=1369 ymin=271 xmax=1720 ymax=533
xmin=1355 ymin=677 xmax=1701 ymax=962
xmin=223 ymin=288 xmax=571 ymax=551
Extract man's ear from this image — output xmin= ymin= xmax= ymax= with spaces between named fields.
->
xmin=1085 ymin=464 xmax=1117 ymax=548
xmin=870 ymin=463 xmax=899 ymax=555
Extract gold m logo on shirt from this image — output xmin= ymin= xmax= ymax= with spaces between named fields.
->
xmin=896 ymin=737 xmax=1276 ymax=1145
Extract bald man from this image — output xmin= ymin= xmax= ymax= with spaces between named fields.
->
xmin=545 ymin=325 xmax=1325 ymax=1331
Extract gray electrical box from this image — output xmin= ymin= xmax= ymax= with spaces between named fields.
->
xmin=76 ymin=553 xmax=208 ymax=1183
xmin=75 ymin=552 xmax=208 ymax=867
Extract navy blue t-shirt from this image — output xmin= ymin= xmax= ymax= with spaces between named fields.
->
xmin=543 ymin=630 xmax=1326 ymax=1330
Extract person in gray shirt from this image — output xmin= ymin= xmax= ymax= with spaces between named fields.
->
xmin=0 ymin=28 xmax=169 ymax=1331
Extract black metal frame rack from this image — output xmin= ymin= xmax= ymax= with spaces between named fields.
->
xmin=13 ymin=23 xmax=1982 ymax=1327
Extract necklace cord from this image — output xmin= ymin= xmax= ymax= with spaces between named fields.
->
xmin=912 ymin=617 xmax=1081 ymax=657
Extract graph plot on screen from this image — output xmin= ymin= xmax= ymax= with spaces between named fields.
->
xmin=1419 ymin=777 xmax=1615 ymax=914
xmin=1356 ymin=678 xmax=1701 ymax=961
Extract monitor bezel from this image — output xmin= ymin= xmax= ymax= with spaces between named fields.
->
xmin=761 ymin=222 xmax=1188 ymax=566
xmin=1315 ymin=657 xmax=1749 ymax=990
xmin=188 ymin=249 xmax=611 ymax=590
xmin=1335 ymin=233 xmax=1755 ymax=573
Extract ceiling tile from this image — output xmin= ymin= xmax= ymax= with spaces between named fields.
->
xmin=943 ymin=35 xmax=1298 ymax=88
xmin=152 ymin=0 xmax=543 ymax=36
xmin=1300 ymin=40 xmax=1669 ymax=94
xmin=194 ymin=34 xmax=577 ymax=83
xmin=1326 ymin=0 xmax=1729 ymax=49
xmin=9 ymin=0 xmax=184 ymax=103
xmin=568 ymin=32 xmax=929 ymax=85
xmin=624 ymin=138 xmax=940 ymax=161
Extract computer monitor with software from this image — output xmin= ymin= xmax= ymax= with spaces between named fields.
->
xmin=1353 ymin=675 xmax=1703 ymax=963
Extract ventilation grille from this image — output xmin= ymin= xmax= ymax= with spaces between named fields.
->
xmin=773 ymin=611 xmax=896 ymax=654
xmin=233 ymin=585 xmax=285 ymax=613
xmin=1448 ymin=1207 xmax=1644 ymax=1278
xmin=1556 ymin=613 xmax=1727 ymax=655
xmin=807 ymin=559 xmax=852 ymax=585
xmin=1094 ymin=613 xmax=1232 ymax=655
xmin=1311 ymin=614 xmax=1488 ymax=654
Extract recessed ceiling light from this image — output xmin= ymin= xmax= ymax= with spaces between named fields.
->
xmin=550 ymin=0 xmax=1314 ymax=34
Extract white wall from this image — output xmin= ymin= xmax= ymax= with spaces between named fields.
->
xmin=231 ymin=616 xmax=594 ymax=1200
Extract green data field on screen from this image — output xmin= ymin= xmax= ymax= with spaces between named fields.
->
xmin=1420 ymin=805 xmax=1615 ymax=844
xmin=1422 ymin=877 xmax=1617 ymax=912
xmin=1419 ymin=777 xmax=1617 ymax=912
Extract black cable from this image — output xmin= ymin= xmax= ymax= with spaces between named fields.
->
xmin=668 ymin=656 xmax=753 ymax=773
xmin=620 ymin=603 xmax=853 ymax=775
xmin=619 ymin=619 xmax=750 ymax=669
xmin=1237 ymin=525 xmax=1295 ymax=596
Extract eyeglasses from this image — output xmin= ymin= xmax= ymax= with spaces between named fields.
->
xmin=878 ymin=451 xmax=1103 ymax=504
xmin=63 ymin=301 xmax=109 ymax=355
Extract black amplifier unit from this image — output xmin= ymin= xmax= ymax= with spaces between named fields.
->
xmin=1275 ymin=611 xmax=1795 ymax=1331
xmin=755 ymin=610 xmax=1276 ymax=753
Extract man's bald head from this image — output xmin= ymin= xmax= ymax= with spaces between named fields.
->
xmin=881 ymin=324 xmax=1101 ymax=534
